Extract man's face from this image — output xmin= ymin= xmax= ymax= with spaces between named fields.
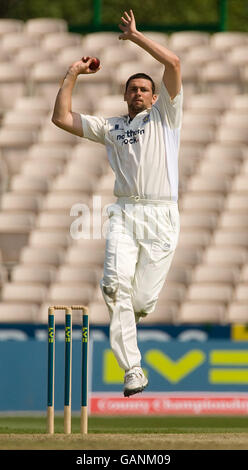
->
xmin=124 ymin=78 xmax=157 ymax=118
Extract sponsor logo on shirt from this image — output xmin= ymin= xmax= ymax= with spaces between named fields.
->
xmin=116 ymin=128 xmax=145 ymax=145
xmin=143 ymin=115 xmax=150 ymax=123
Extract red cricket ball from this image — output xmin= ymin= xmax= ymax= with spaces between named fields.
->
xmin=82 ymin=56 xmax=100 ymax=70
xmin=89 ymin=57 xmax=100 ymax=70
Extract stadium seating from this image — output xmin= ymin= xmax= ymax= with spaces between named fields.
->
xmin=210 ymin=32 xmax=248 ymax=51
xmin=46 ymin=282 xmax=94 ymax=305
xmin=1 ymin=282 xmax=48 ymax=304
xmin=12 ymin=264 xmax=57 ymax=284
xmin=0 ymin=19 xmax=24 ymax=35
xmin=23 ymin=18 xmax=68 ymax=37
xmin=14 ymin=47 xmax=54 ymax=69
xmin=28 ymin=230 xmax=70 ymax=248
xmin=10 ymin=174 xmax=50 ymax=194
xmin=169 ymin=31 xmax=210 ymax=52
xmin=81 ymin=32 xmax=120 ymax=53
xmin=0 ymin=303 xmax=39 ymax=322
xmin=0 ymin=63 xmax=27 ymax=111
xmin=41 ymin=32 xmax=82 ymax=53
xmin=0 ymin=19 xmax=247 ymax=325
xmin=1 ymin=32 xmax=41 ymax=54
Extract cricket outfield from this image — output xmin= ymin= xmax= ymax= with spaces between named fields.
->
xmin=0 ymin=416 xmax=248 ymax=450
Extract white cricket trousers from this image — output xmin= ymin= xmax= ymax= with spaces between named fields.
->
xmin=100 ymin=197 xmax=180 ymax=372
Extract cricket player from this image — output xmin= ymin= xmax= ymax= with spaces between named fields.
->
xmin=52 ymin=10 xmax=182 ymax=397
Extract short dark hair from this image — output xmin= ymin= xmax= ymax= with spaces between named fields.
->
xmin=125 ymin=73 xmax=156 ymax=94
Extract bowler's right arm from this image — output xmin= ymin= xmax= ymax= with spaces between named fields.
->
xmin=52 ymin=57 xmax=100 ymax=137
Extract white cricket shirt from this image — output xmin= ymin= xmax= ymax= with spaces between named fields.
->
xmin=80 ymin=81 xmax=183 ymax=202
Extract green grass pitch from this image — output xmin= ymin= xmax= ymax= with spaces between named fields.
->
xmin=0 ymin=416 xmax=248 ymax=450
xmin=1 ymin=415 xmax=248 ymax=434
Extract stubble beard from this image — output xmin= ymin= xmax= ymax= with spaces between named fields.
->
xmin=129 ymin=100 xmax=147 ymax=116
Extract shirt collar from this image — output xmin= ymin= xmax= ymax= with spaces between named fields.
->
xmin=125 ymin=108 xmax=150 ymax=125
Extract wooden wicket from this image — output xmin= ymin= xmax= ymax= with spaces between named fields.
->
xmin=47 ymin=305 xmax=89 ymax=435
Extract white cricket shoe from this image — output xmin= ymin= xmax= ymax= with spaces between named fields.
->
xmin=123 ymin=367 xmax=148 ymax=397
